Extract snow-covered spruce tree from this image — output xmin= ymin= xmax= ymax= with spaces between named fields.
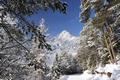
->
xmin=0 ymin=11 xmax=31 ymax=79
xmin=80 ymin=0 xmax=120 ymax=64
xmin=27 ymin=19 xmax=50 ymax=80
xmin=0 ymin=27 xmax=30 ymax=79
xmin=76 ymin=20 xmax=101 ymax=71
xmin=51 ymin=52 xmax=81 ymax=80
xmin=50 ymin=53 xmax=61 ymax=80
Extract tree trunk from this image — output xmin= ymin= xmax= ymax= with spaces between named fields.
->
xmin=102 ymin=24 xmax=117 ymax=64
xmin=108 ymin=27 xmax=117 ymax=64
xmin=103 ymin=33 xmax=114 ymax=63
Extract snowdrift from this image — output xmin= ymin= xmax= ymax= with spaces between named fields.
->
xmin=59 ymin=64 xmax=120 ymax=80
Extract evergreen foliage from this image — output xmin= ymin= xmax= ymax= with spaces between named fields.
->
xmin=80 ymin=0 xmax=120 ymax=64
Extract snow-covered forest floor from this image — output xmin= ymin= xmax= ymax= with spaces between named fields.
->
xmin=59 ymin=64 xmax=120 ymax=80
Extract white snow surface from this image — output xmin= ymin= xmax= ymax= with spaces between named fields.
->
xmin=59 ymin=64 xmax=120 ymax=80
xmin=59 ymin=70 xmax=94 ymax=80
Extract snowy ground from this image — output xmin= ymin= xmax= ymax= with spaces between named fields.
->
xmin=59 ymin=64 xmax=120 ymax=80
xmin=59 ymin=74 xmax=93 ymax=80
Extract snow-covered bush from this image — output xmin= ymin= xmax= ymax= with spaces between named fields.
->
xmin=51 ymin=52 xmax=82 ymax=80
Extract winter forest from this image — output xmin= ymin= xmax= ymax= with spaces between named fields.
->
xmin=0 ymin=0 xmax=120 ymax=80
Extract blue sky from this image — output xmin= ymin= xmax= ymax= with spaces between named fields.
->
xmin=28 ymin=0 xmax=83 ymax=36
